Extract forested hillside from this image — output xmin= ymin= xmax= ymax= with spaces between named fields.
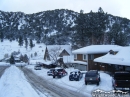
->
xmin=0 ymin=7 xmax=130 ymax=49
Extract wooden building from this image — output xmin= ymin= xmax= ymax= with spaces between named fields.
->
xmin=72 ymin=45 xmax=122 ymax=71
xmin=94 ymin=47 xmax=130 ymax=74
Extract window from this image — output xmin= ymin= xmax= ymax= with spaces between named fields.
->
xmin=115 ymin=65 xmax=124 ymax=71
xmin=74 ymin=54 xmax=77 ymax=59
xmin=83 ymin=54 xmax=87 ymax=60
xmin=125 ymin=67 xmax=130 ymax=71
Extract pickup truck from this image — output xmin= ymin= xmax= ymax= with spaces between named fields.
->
xmin=112 ymin=71 xmax=130 ymax=91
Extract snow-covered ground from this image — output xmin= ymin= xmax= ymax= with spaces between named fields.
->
xmin=0 ymin=65 xmax=46 ymax=97
xmin=26 ymin=65 xmax=113 ymax=96
xmin=0 ymin=64 xmax=113 ymax=97
xmin=0 ymin=40 xmax=113 ymax=97
xmin=0 ymin=40 xmax=45 ymax=60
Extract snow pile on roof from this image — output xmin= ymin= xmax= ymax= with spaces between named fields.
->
xmin=71 ymin=60 xmax=88 ymax=65
xmin=72 ymin=45 xmax=122 ymax=54
xmin=0 ymin=65 xmax=46 ymax=97
xmin=30 ymin=59 xmax=52 ymax=65
xmin=94 ymin=46 xmax=130 ymax=66
xmin=47 ymin=45 xmax=72 ymax=55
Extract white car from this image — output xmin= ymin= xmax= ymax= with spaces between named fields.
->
xmin=34 ymin=65 xmax=41 ymax=70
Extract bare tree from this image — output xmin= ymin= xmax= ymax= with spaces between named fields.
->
xmin=46 ymin=46 xmax=68 ymax=68
xmin=48 ymin=46 xmax=62 ymax=66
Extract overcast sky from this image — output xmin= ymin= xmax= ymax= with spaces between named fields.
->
xmin=0 ymin=0 xmax=130 ymax=19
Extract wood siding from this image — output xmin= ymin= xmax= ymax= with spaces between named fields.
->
xmin=88 ymin=53 xmax=106 ymax=70
xmin=74 ymin=54 xmax=87 ymax=62
xmin=59 ymin=49 xmax=70 ymax=57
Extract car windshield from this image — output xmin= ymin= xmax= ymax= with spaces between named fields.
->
xmin=35 ymin=65 xmax=40 ymax=67
xmin=57 ymin=69 xmax=63 ymax=71
xmin=50 ymin=69 xmax=55 ymax=71
xmin=86 ymin=73 xmax=96 ymax=77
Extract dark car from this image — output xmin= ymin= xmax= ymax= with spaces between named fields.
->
xmin=112 ymin=71 xmax=130 ymax=91
xmin=85 ymin=70 xmax=100 ymax=86
xmin=47 ymin=68 xmax=55 ymax=76
xmin=52 ymin=68 xmax=67 ymax=78
xmin=69 ymin=70 xmax=83 ymax=81
xmin=34 ymin=65 xmax=41 ymax=70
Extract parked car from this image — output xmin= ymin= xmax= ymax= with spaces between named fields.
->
xmin=85 ymin=70 xmax=100 ymax=86
xmin=69 ymin=70 xmax=83 ymax=81
xmin=47 ymin=68 xmax=55 ymax=76
xmin=34 ymin=65 xmax=41 ymax=70
xmin=52 ymin=68 xmax=67 ymax=78
xmin=112 ymin=71 xmax=130 ymax=91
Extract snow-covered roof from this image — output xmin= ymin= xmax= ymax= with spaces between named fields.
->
xmin=94 ymin=46 xmax=130 ymax=66
xmin=71 ymin=60 xmax=88 ymax=65
xmin=47 ymin=45 xmax=72 ymax=55
xmin=30 ymin=59 xmax=52 ymax=65
xmin=72 ymin=45 xmax=122 ymax=54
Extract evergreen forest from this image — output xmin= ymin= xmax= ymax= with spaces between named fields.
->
xmin=0 ymin=7 xmax=130 ymax=49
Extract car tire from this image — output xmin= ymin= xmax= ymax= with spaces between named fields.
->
xmin=97 ymin=82 xmax=99 ymax=86
xmin=76 ymin=77 xmax=79 ymax=81
xmin=99 ymin=77 xmax=101 ymax=81
xmin=85 ymin=81 xmax=87 ymax=85
xmin=59 ymin=75 xmax=61 ymax=78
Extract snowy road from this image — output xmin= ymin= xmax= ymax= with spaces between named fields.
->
xmin=20 ymin=67 xmax=88 ymax=97
xmin=0 ymin=66 xmax=9 ymax=77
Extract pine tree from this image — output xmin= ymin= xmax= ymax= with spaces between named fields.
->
xmin=29 ymin=39 xmax=33 ymax=49
xmin=18 ymin=36 xmax=23 ymax=46
xmin=10 ymin=55 xmax=15 ymax=64
xmin=88 ymin=7 xmax=107 ymax=44
xmin=23 ymin=54 xmax=29 ymax=63
xmin=0 ymin=32 xmax=4 ymax=42
xmin=25 ymin=38 xmax=28 ymax=50
xmin=108 ymin=22 xmax=128 ymax=46
xmin=31 ymin=54 xmax=33 ymax=58
xmin=96 ymin=7 xmax=107 ymax=44
xmin=34 ymin=52 xmax=37 ymax=57
xmin=20 ymin=54 xmax=24 ymax=62
xmin=87 ymin=10 xmax=95 ymax=44
xmin=72 ymin=10 xmax=88 ymax=49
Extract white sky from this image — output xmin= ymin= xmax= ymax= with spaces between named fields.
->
xmin=0 ymin=0 xmax=130 ymax=19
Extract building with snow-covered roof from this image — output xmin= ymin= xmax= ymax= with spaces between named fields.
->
xmin=94 ymin=46 xmax=130 ymax=73
xmin=72 ymin=45 xmax=122 ymax=71
xmin=44 ymin=45 xmax=72 ymax=60
xmin=30 ymin=45 xmax=72 ymax=68
xmin=43 ymin=45 xmax=72 ymax=68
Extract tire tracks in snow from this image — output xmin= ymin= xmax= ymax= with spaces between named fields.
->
xmin=20 ymin=67 xmax=88 ymax=97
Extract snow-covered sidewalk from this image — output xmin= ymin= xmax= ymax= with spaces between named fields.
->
xmin=0 ymin=65 xmax=46 ymax=97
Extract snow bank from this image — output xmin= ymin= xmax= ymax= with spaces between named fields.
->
xmin=0 ymin=65 xmax=46 ymax=97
